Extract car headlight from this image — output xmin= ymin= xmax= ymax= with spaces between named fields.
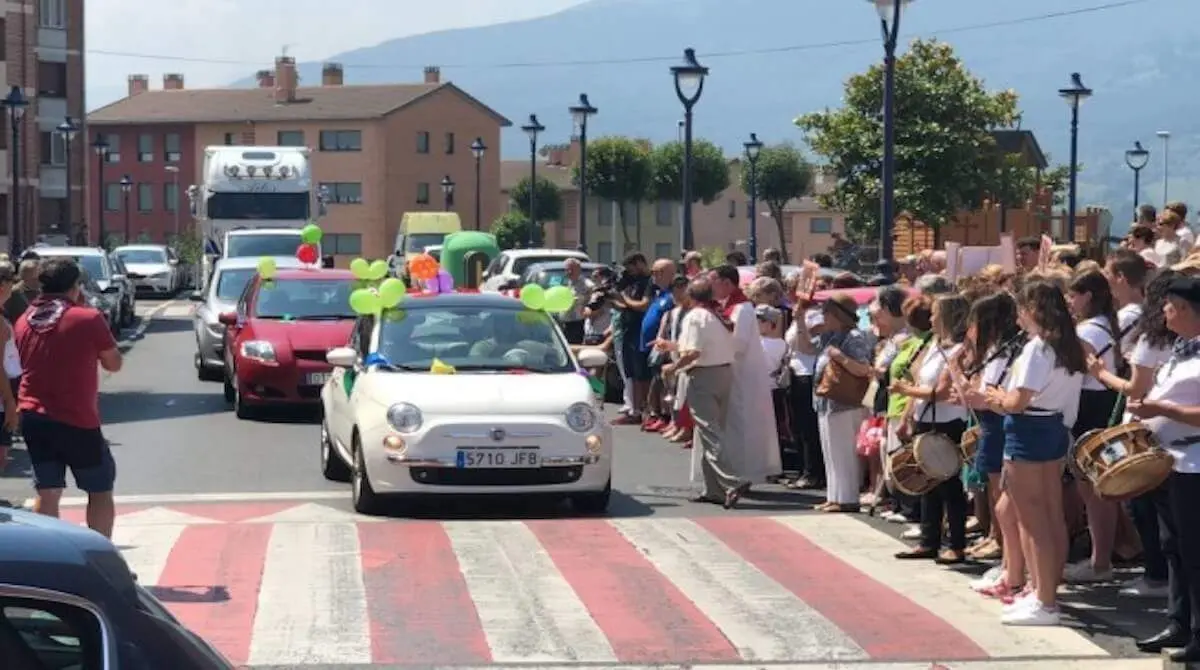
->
xmin=386 ymin=403 xmax=422 ymax=433
xmin=151 ymin=271 xmax=169 ymax=278
xmin=565 ymin=402 xmax=597 ymax=433
xmin=240 ymin=340 xmax=276 ymax=362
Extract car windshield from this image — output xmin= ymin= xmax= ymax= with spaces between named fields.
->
xmin=405 ymin=233 xmax=447 ymax=252
xmin=116 ymin=248 xmax=167 ymax=264
xmin=252 ymin=278 xmax=355 ymax=320
xmin=226 ymin=234 xmax=302 ymax=258
xmin=70 ymin=255 xmax=107 ymax=280
xmin=215 ymin=268 xmax=256 ymax=301
xmin=375 ymin=305 xmax=572 ymax=372
xmin=512 ymin=255 xmax=579 ymax=276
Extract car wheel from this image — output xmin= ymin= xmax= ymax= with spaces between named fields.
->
xmin=351 ymin=435 xmax=384 ymax=515
xmin=121 ymin=298 xmax=134 ymax=328
xmin=571 ymin=479 xmax=612 ymax=515
xmin=223 ymin=368 xmax=236 ymax=403
xmin=233 ymin=378 xmax=256 ymax=419
xmin=320 ymin=420 xmax=351 ymax=482
xmin=196 ymin=353 xmax=221 ymax=382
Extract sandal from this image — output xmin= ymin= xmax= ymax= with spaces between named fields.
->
xmin=895 ymin=547 xmax=938 ymax=560
xmin=822 ymin=503 xmax=857 ymax=513
xmin=935 ymin=549 xmax=967 ymax=565
xmin=813 ymin=501 xmax=835 ymax=511
xmin=689 ymin=494 xmax=721 ymax=504
xmin=723 ymin=483 xmax=750 ymax=510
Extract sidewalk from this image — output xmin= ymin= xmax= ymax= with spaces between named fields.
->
xmin=0 ymin=442 xmax=30 ymax=507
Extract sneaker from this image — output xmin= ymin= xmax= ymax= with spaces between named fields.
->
xmin=1062 ymin=561 xmax=1114 ymax=583
xmin=1001 ymin=587 xmax=1036 ymax=610
xmin=970 ymin=566 xmax=1004 ymax=592
xmin=612 ymin=414 xmax=642 ymax=426
xmin=1001 ymin=601 xmax=1061 ymax=626
xmin=901 ymin=525 xmax=922 ymax=540
xmin=884 ymin=512 xmax=910 ymax=524
xmin=1119 ymin=576 xmax=1169 ymax=598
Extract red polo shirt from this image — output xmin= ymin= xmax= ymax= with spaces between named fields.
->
xmin=15 ymin=297 xmax=118 ymax=429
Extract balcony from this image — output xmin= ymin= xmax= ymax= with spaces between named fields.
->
xmin=39 ymin=166 xmax=66 ymax=196
xmin=38 ymin=28 xmax=67 ymax=51
xmin=37 ymin=97 xmax=67 ymax=123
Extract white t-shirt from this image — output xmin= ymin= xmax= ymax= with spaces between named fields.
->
xmin=1140 ymin=248 xmax=1163 ymax=267
xmin=784 ymin=316 xmax=818 ymax=376
xmin=1155 ymin=239 xmax=1182 ymax=266
xmin=1123 ymin=334 xmax=1173 ymax=424
xmin=1006 ymin=336 xmax=1083 ymax=428
xmin=913 ymin=342 xmax=967 ymax=423
xmin=678 ymin=308 xmax=735 ymax=368
xmin=1118 ymin=303 xmax=1142 ymax=357
xmin=1178 ymin=225 xmax=1195 ymax=254
xmin=979 ymin=343 xmax=1019 ymax=392
xmin=761 ymin=337 xmax=789 ymax=390
xmin=1141 ymin=340 xmax=1200 ymax=473
xmin=1077 ymin=316 xmax=1116 ymax=391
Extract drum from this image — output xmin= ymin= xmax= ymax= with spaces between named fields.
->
xmin=887 ymin=448 xmax=941 ymax=496
xmin=1070 ymin=422 xmax=1174 ymax=500
xmin=960 ymin=425 xmax=981 ymax=465
xmin=913 ymin=431 xmax=963 ymax=480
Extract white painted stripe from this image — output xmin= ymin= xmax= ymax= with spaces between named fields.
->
xmin=40 ymin=490 xmax=348 ymax=507
xmin=246 ymin=523 xmax=371 ymax=665
xmin=443 ymin=520 xmax=617 ymax=663
xmin=776 ymin=515 xmax=1110 ymax=659
xmin=112 ymin=524 xmax=189 ymax=587
xmin=610 ymin=517 xmax=865 ymax=662
xmin=430 ymin=662 xmax=1155 ymax=670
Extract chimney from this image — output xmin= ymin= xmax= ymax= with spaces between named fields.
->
xmin=163 ymin=73 xmax=184 ymax=90
xmin=423 ymin=66 xmax=440 ymax=84
xmin=255 ymin=69 xmax=275 ymax=88
xmin=321 ymin=62 xmax=343 ymax=86
xmin=275 ymin=55 xmax=297 ymax=103
xmin=127 ymin=74 xmax=149 ymax=97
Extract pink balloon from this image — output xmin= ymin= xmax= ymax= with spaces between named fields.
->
xmin=436 ymin=268 xmax=454 ymax=293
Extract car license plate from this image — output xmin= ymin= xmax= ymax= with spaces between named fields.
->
xmin=456 ymin=447 xmax=539 ymax=468
xmin=306 ymin=372 xmax=331 ymax=385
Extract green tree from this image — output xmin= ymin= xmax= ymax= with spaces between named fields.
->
xmin=509 ymin=176 xmax=563 ymax=224
xmin=740 ymin=143 xmax=813 ymax=263
xmin=648 ymin=139 xmax=731 ymax=205
xmin=795 ymin=39 xmax=1020 ymax=244
xmin=490 ymin=211 xmax=544 ymax=250
xmin=572 ymin=136 xmax=653 ymax=248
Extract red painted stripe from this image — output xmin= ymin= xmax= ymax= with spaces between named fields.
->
xmin=154 ymin=524 xmax=272 ymax=666
xmin=60 ymin=505 xmax=151 ymax=526
xmin=163 ymin=502 xmax=302 ymax=524
xmin=527 ymin=519 xmax=740 ymax=664
xmin=696 ymin=517 xmax=987 ymax=661
xmin=359 ymin=522 xmax=491 ymax=664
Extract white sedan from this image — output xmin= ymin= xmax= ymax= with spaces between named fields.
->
xmin=319 ymin=292 xmax=613 ymax=515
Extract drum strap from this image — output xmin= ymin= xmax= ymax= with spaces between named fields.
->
xmin=1108 ymin=393 xmax=1126 ymax=428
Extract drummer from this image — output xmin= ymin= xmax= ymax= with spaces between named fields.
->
xmin=1127 ymin=275 xmax=1200 ymax=662
xmin=984 ymin=279 xmax=1086 ymax=626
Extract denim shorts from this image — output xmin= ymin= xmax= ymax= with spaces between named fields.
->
xmin=1003 ymin=412 xmax=1069 ymax=463
xmin=619 ymin=336 xmax=651 ymax=382
xmin=20 ymin=411 xmax=116 ymax=493
xmin=975 ymin=410 xmax=1005 ymax=474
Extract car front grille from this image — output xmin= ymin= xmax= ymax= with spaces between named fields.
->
xmin=409 ymin=466 xmax=583 ymax=486
xmin=294 ymin=350 xmax=328 ymax=361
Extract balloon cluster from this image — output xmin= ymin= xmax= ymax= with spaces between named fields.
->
xmin=407 ymin=253 xmax=454 ymax=294
xmin=296 ymin=223 xmax=322 ymax=265
xmin=519 ymin=284 xmax=574 ymax=313
xmin=347 ymin=258 xmax=406 ymax=316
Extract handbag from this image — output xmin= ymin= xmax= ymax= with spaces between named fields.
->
xmin=771 ymin=345 xmax=792 ymax=390
xmin=815 ymin=332 xmax=870 ymax=405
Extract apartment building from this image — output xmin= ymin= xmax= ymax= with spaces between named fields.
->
xmin=87 ymin=57 xmax=510 ymax=258
xmin=1 ymin=0 xmax=86 ymax=251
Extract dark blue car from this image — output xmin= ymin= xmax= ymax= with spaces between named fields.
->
xmin=0 ymin=506 xmax=234 ymax=669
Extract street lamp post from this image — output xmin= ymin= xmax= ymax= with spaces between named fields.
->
xmin=165 ymin=165 xmax=181 ymax=239
xmin=1124 ymin=141 xmax=1150 ymax=220
xmin=670 ymin=48 xmax=708 ymax=252
xmin=440 ymin=175 xmax=455 ymax=212
xmin=1157 ymin=130 xmax=1170 ymax=206
xmin=55 ymin=116 xmax=79 ymax=234
xmin=470 ymin=137 xmax=486 ymax=230
xmin=520 ymin=114 xmax=545 ymax=247
xmin=91 ymin=135 xmax=109 ymax=248
xmin=568 ymin=93 xmax=598 ymax=253
xmin=3 ymin=86 xmax=28 ymax=255
xmin=743 ymin=133 xmax=764 ymax=263
xmin=871 ymin=0 xmax=910 ymax=264
xmin=120 ymin=175 xmax=133 ymax=243
xmin=1058 ymin=72 xmax=1092 ymax=243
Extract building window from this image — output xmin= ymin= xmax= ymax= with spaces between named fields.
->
xmin=277 ymin=130 xmax=304 ymax=147
xmin=810 ymin=217 xmax=833 ymax=234
xmin=655 ymin=243 xmax=673 ymax=260
xmin=37 ymin=61 xmax=67 ymax=97
xmin=137 ymin=184 xmax=153 ymax=212
xmin=655 ymin=200 xmax=674 ymax=227
xmin=104 ymin=183 xmax=120 ymax=211
xmin=0 ymin=21 xmax=7 ymax=56
xmin=137 ymin=134 xmax=153 ymax=162
xmin=39 ymin=132 xmax=67 ymax=166
xmin=727 ymin=200 xmax=737 ymax=219
xmin=164 ymin=182 xmax=179 ymax=212
xmin=325 ymin=233 xmax=363 ymax=255
xmin=416 ymin=132 xmax=429 ymax=154
xmin=319 ymin=182 xmax=362 ymax=204
xmin=104 ymin=134 xmax=120 ymax=162
xmin=223 ymin=133 xmax=235 ymax=146
xmin=597 ymin=200 xmax=613 ymax=226
xmin=163 ymin=133 xmax=181 ymax=162
xmin=319 ymin=130 xmax=361 ymax=152
xmin=39 ymin=0 xmax=65 ymax=28
xmin=444 ymin=132 xmax=455 ymax=154
xmin=596 ymin=242 xmax=613 ymax=264
xmin=416 ymin=182 xmax=430 ymax=205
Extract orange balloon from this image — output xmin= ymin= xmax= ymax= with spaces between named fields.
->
xmin=408 ymin=253 xmax=438 ymax=281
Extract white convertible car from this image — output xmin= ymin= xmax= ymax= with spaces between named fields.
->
xmin=319 ymin=292 xmax=613 ymax=515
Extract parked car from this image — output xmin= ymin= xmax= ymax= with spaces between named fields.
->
xmin=35 ymin=246 xmax=136 ymax=328
xmin=113 ymin=244 xmax=182 ymax=296
xmin=516 ymin=260 xmax=607 ymax=289
xmin=220 ymin=268 xmax=357 ymax=419
xmin=0 ymin=504 xmax=236 ymax=668
xmin=480 ymin=248 xmax=590 ymax=292
xmin=191 ymin=257 xmax=303 ymax=381
xmin=81 ymin=270 xmax=122 ymax=336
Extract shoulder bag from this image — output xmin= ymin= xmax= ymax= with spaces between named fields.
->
xmin=815 ymin=332 xmax=870 ymax=406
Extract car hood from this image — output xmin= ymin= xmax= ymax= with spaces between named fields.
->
xmin=367 ymin=371 xmax=592 ymax=414
xmin=248 ymin=318 xmax=354 ymax=352
xmin=123 ymin=262 xmax=171 ymax=275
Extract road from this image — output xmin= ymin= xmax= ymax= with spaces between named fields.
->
xmin=0 ymin=300 xmax=1173 ymax=669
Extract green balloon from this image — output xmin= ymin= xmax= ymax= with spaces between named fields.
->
xmin=519 ymin=284 xmax=545 ymax=310
xmin=367 ymin=260 xmax=389 ymax=280
xmin=349 ymin=258 xmax=370 ymax=280
xmin=378 ymin=277 xmax=407 ymax=306
xmin=300 ymin=224 xmax=323 ymax=244
xmin=349 ymin=288 xmax=382 ymax=315
xmin=256 ymin=256 xmax=277 ymax=279
xmin=543 ymin=285 xmax=574 ymax=313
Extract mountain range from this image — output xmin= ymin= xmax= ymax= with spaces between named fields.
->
xmin=231 ymin=0 xmax=1197 ymax=233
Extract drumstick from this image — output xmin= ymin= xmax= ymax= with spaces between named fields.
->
xmin=933 ymin=343 xmax=982 ymax=426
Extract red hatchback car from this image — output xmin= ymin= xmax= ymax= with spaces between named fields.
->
xmin=220 ymin=268 xmax=357 ymax=418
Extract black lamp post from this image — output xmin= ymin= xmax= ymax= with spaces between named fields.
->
xmin=440 ymin=174 xmax=455 ymax=212
xmin=520 ymin=114 xmax=545 ymax=247
xmin=1058 ymin=72 xmax=1092 ymax=243
xmin=3 ymin=86 xmax=28 ymax=255
xmin=120 ymin=174 xmax=133 ymax=243
xmin=871 ymin=0 xmax=910 ymax=263
xmin=670 ymin=48 xmax=708 ymax=252
xmin=91 ymin=135 xmax=109 ymax=248
xmin=569 ymin=93 xmax=598 ymax=252
xmin=743 ymin=133 xmax=764 ymax=263
xmin=1124 ymin=141 xmax=1150 ymax=220
xmin=470 ymin=137 xmax=486 ymax=230
xmin=55 ymin=116 xmax=79 ymax=234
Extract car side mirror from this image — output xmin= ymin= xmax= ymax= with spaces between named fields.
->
xmin=102 ymin=285 xmax=120 ymax=294
xmin=576 ymin=347 xmax=608 ymax=369
xmin=326 ymin=346 xmax=358 ymax=368
xmin=169 ymin=258 xmax=179 ymax=265
xmin=111 ymin=274 xmax=126 ymax=282
xmin=188 ymin=291 xmax=204 ymax=302
xmin=217 ymin=311 xmax=238 ymax=326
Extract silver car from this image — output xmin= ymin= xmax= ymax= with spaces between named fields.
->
xmin=190 ymin=256 xmax=302 ymax=380
xmin=114 ymin=244 xmax=181 ymax=295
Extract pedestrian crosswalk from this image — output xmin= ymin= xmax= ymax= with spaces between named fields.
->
xmin=56 ymin=503 xmax=1128 ymax=667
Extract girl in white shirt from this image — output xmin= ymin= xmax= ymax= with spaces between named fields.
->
xmin=984 ymin=279 xmax=1087 ymax=627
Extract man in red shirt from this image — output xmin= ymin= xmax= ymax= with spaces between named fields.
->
xmin=15 ymin=257 xmax=122 ymax=538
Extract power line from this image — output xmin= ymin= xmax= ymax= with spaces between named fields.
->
xmin=89 ymin=0 xmax=1147 ymax=71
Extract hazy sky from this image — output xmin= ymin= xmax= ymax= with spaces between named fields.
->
xmin=85 ymin=0 xmax=585 ymax=109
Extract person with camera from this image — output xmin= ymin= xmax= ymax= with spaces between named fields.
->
xmin=610 ymin=253 xmax=654 ymax=424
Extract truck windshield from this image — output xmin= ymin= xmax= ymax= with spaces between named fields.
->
xmin=226 ymin=234 xmax=303 ymax=258
xmin=208 ymin=192 xmax=309 ymax=220
xmin=406 ymin=233 xmax=448 ymax=252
